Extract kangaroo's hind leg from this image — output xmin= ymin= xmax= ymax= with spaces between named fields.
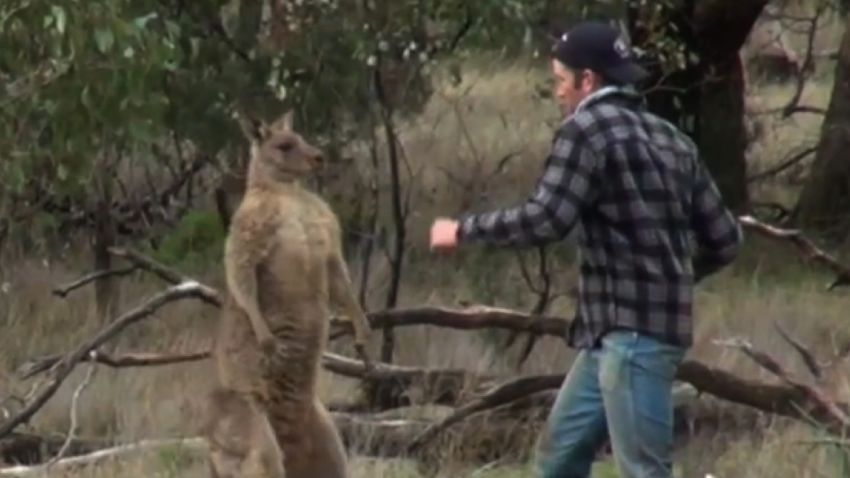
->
xmin=201 ymin=387 xmax=286 ymax=478
xmin=280 ymin=400 xmax=349 ymax=478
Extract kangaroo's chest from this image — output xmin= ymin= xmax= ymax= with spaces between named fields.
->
xmin=277 ymin=193 xmax=337 ymax=257
xmin=254 ymin=195 xmax=337 ymax=301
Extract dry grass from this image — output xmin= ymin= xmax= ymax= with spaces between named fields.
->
xmin=2 ymin=21 xmax=850 ymax=477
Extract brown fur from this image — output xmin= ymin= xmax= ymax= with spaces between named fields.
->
xmin=210 ymin=110 xmax=373 ymax=478
xmin=200 ymin=388 xmax=286 ymax=478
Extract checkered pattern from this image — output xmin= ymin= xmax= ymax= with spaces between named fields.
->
xmin=457 ymin=90 xmax=742 ymax=348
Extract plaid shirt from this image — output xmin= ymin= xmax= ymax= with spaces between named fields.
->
xmin=457 ymin=88 xmax=742 ymax=348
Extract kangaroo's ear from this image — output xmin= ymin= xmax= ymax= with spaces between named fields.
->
xmin=270 ymin=109 xmax=294 ymax=132
xmin=233 ymin=109 xmax=267 ymax=143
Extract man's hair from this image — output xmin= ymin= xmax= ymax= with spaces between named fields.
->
xmin=555 ymin=58 xmax=624 ymax=89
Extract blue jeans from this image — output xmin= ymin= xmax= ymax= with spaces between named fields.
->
xmin=534 ymin=330 xmax=686 ymax=478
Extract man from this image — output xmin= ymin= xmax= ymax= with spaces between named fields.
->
xmin=429 ymin=20 xmax=742 ymax=478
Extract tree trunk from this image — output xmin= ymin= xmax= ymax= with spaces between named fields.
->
xmin=697 ymin=54 xmax=749 ymax=211
xmin=362 ymin=60 xmax=408 ymax=411
xmin=693 ymin=0 xmax=770 ymax=212
xmin=627 ymin=0 xmax=768 ymax=212
xmin=93 ymin=167 xmax=117 ymax=323
xmin=793 ymin=13 xmax=850 ymax=240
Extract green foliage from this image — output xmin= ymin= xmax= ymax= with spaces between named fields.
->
xmin=151 ymin=209 xmax=225 ymax=268
xmin=0 ymin=0 xmax=603 ymax=251
xmin=1 ymin=1 xmax=188 ymax=190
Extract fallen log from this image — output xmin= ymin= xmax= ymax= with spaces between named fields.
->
xmin=360 ymin=305 xmax=567 ymax=336
xmin=406 ymin=374 xmax=563 ymax=452
xmin=16 ymin=245 xmax=842 ymax=448
xmin=323 ymin=352 xmax=489 ymax=405
xmin=677 ymin=360 xmax=849 ymax=432
xmin=105 ymin=248 xmax=568 ymax=338
xmin=17 ymin=350 xmax=489 ymax=408
xmin=0 ymin=391 xmax=769 ymax=474
xmin=17 ymin=345 xmax=850 ymax=444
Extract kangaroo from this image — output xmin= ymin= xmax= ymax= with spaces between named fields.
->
xmin=212 ymin=110 xmax=373 ymax=478
xmin=200 ymin=387 xmax=287 ymax=478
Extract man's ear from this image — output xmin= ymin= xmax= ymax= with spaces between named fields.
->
xmin=588 ymin=70 xmax=608 ymax=90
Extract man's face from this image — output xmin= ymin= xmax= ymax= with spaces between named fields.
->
xmin=551 ymin=59 xmax=593 ymax=116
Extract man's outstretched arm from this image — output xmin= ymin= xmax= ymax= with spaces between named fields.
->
xmin=448 ymin=125 xmax=599 ymax=249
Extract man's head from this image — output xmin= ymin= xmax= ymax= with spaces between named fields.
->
xmin=550 ymin=21 xmax=647 ymax=115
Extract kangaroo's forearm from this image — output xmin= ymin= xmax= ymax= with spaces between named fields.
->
xmin=227 ymin=262 xmax=274 ymax=342
xmin=328 ymin=255 xmax=371 ymax=348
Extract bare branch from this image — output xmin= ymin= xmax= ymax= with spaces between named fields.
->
xmin=680 ymin=358 xmax=850 ymax=432
xmin=488 ymin=151 xmax=522 ymax=178
xmin=782 ymin=105 xmax=827 ymax=116
xmin=773 ymin=321 xmax=823 ymax=379
xmin=322 ymin=352 xmax=471 ymax=382
xmin=324 ymin=352 xmax=483 ymax=405
xmin=746 ymin=146 xmax=817 ymax=183
xmin=0 ymin=282 xmax=215 ymax=440
xmin=714 ymin=337 xmax=794 ymax=381
xmin=106 ymin=248 xmax=179 ymax=285
xmin=750 ymin=104 xmax=826 ymax=117
xmin=344 ymin=305 xmax=569 ymax=337
xmin=515 ymin=250 xmax=543 ymax=295
xmin=507 ymin=246 xmax=555 ymax=369
xmin=15 ymin=336 xmax=850 ymax=443
xmin=20 ymin=348 xmax=484 ymax=407
xmin=795 ymin=438 xmax=850 ymax=448
xmin=0 ymin=438 xmax=206 ymax=476
xmin=52 ymin=267 xmax=137 ymax=298
xmin=738 ymin=215 xmax=850 ymax=289
xmin=750 ymin=201 xmax=793 ymax=223
xmin=17 ymin=350 xmax=212 ymax=380
xmin=714 ymin=337 xmax=850 ymax=427
xmin=406 ymin=374 xmax=563 ymax=452
xmin=44 ymin=357 xmax=97 ymax=470
xmin=107 ymin=247 xmax=221 ymax=305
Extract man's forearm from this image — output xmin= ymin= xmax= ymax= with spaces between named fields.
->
xmin=456 ymin=205 xmax=572 ymax=248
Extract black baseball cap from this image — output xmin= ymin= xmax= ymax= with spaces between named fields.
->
xmin=552 ymin=21 xmax=648 ymax=84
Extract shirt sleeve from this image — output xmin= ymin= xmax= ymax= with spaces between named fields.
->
xmin=690 ymin=159 xmax=743 ymax=282
xmin=456 ymin=123 xmax=599 ymax=248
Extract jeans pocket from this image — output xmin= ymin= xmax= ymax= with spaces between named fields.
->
xmin=599 ymin=344 xmax=627 ymax=392
xmin=632 ymin=341 xmax=686 ymax=382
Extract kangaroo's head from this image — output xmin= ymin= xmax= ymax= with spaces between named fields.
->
xmin=240 ymin=110 xmax=325 ymax=183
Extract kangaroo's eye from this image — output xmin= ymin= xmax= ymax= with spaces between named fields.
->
xmin=278 ymin=141 xmax=294 ymax=152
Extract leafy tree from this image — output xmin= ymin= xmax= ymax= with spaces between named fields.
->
xmin=625 ymin=0 xmax=770 ymax=212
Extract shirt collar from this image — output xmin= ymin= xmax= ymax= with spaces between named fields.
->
xmin=575 ymin=85 xmax=623 ymax=113
xmin=564 ymin=85 xmax=643 ymax=123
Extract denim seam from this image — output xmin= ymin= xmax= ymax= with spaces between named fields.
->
xmin=623 ymin=340 xmax=645 ymax=478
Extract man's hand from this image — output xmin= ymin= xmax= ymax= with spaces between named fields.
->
xmin=430 ymin=218 xmax=459 ymax=252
